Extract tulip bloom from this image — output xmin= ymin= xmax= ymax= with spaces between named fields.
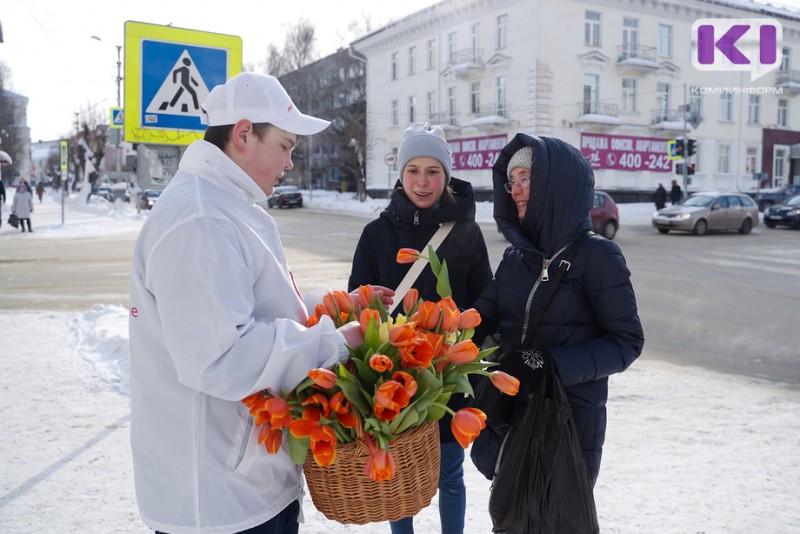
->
xmin=258 ymin=426 xmax=283 ymax=454
xmin=308 ymin=368 xmax=337 ymax=390
xmin=391 ymin=371 xmax=418 ymax=397
xmin=457 ymin=308 xmax=481 ymax=329
xmin=369 ymin=354 xmax=393 ymax=373
xmin=451 ymin=407 xmax=487 ymax=448
xmin=250 ymin=396 xmax=292 ymax=429
xmin=309 ymin=425 xmax=337 ymax=467
xmin=490 ymin=371 xmax=520 ymax=396
xmin=357 ymin=285 xmax=375 ymax=308
xmin=402 ymin=288 xmax=419 ymax=314
xmin=306 ymin=314 xmax=320 ymax=327
xmin=388 ymin=323 xmax=416 ymax=348
xmin=333 ymin=290 xmax=355 ymax=314
xmin=322 ymin=292 xmax=339 ymax=318
xmin=439 ymin=307 xmax=461 ymax=334
xmin=396 ymin=248 xmax=421 ymax=264
xmin=444 ymin=339 xmax=480 ymax=364
xmin=375 ymin=380 xmax=411 ymax=412
xmin=302 ymin=393 xmax=331 ymax=419
xmin=359 ymin=308 xmax=381 ymax=336
xmin=330 ymin=391 xmax=358 ymax=428
xmin=412 ymin=301 xmax=440 ymax=331
xmin=367 ymin=448 xmax=396 ymax=482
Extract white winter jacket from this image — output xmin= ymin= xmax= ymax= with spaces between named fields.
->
xmin=129 ymin=140 xmax=348 ymax=533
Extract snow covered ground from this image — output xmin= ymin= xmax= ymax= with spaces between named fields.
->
xmin=1 ymin=191 xmax=798 ymax=533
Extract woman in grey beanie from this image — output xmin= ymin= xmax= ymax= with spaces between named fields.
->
xmin=349 ymin=123 xmax=492 ymax=534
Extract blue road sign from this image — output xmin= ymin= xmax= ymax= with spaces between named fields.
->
xmin=140 ymin=40 xmax=229 ymax=132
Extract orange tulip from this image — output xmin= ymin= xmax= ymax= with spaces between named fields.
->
xmin=308 ymin=368 xmax=337 ymax=389
xmin=439 ymin=307 xmax=461 ymax=334
xmin=250 ymin=396 xmax=292 ymax=428
xmin=438 ymin=296 xmax=458 ymax=311
xmin=458 ymin=308 xmax=481 ymax=329
xmin=314 ymin=304 xmax=326 ymax=317
xmin=369 ymin=354 xmax=393 ymax=373
xmin=322 ymin=293 xmax=338 ymax=317
xmin=388 ymin=323 xmax=416 ymax=348
xmin=333 ymin=290 xmax=355 ymax=314
xmin=359 ymin=309 xmax=381 ymax=336
xmin=451 ymin=407 xmax=487 ymax=448
xmin=367 ymin=448 xmax=396 ymax=482
xmin=242 ymin=391 xmax=265 ymax=409
xmin=289 ymin=417 xmax=319 ymax=438
xmin=375 ymin=380 xmax=411 ymax=411
xmin=357 ymin=285 xmax=375 ymax=308
xmin=302 ymin=393 xmax=331 ymax=418
xmin=399 ymin=332 xmax=443 ymax=368
xmin=402 ymin=288 xmax=419 ymax=314
xmin=412 ymin=301 xmax=440 ymax=331
xmin=306 ymin=314 xmax=320 ymax=327
xmin=330 ymin=391 xmax=358 ymax=428
xmin=444 ymin=339 xmax=480 ymax=364
xmin=396 ymin=248 xmax=421 ymax=264
xmin=374 ymin=403 xmax=400 ymax=422
xmin=258 ymin=426 xmax=283 ymax=454
xmin=490 ymin=370 xmax=520 ymax=396
xmin=391 ymin=371 xmax=418 ymax=397
xmin=309 ymin=425 xmax=337 ymax=467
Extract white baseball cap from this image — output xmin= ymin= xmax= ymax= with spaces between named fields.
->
xmin=201 ymin=72 xmax=330 ymax=135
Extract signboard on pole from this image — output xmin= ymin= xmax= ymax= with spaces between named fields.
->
xmin=580 ymin=133 xmax=672 ymax=172
xmin=60 ymin=141 xmax=68 ymax=170
xmin=110 ymin=108 xmax=124 ymax=129
xmin=384 ymin=153 xmax=397 ymax=166
xmin=124 ymin=21 xmax=242 ymax=146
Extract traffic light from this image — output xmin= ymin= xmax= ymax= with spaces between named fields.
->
xmin=687 ymin=139 xmax=697 ymax=157
xmin=676 ymin=163 xmax=696 ymax=175
xmin=687 ymin=163 xmax=695 ymax=175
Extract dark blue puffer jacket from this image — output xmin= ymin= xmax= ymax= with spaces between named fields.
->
xmin=348 ymin=176 xmax=493 ymax=442
xmin=474 ymin=133 xmax=644 ymax=483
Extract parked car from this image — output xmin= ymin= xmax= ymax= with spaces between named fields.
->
xmin=96 ymin=186 xmax=114 ymax=201
xmin=591 ymin=191 xmax=619 ymax=240
xmin=267 ymin=185 xmax=303 ymax=208
xmin=651 ymin=192 xmax=759 ymax=235
xmin=763 ymin=194 xmax=800 ymax=229
xmin=755 ymin=183 xmax=800 ymax=212
xmin=140 ymin=189 xmax=162 ymax=210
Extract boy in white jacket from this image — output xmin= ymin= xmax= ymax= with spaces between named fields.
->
xmin=129 ymin=72 xmax=390 ymax=534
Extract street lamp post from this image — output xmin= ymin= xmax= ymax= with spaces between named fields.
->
xmin=91 ymin=35 xmax=124 ymax=180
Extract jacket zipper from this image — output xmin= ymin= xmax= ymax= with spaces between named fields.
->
xmin=519 ymin=242 xmax=570 ymax=344
xmin=414 ymin=210 xmax=420 ymax=225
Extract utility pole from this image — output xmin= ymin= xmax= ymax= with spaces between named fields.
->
xmin=682 ymin=83 xmax=688 ymax=200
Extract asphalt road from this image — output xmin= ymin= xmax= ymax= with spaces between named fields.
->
xmin=1 ymin=207 xmax=798 ymax=385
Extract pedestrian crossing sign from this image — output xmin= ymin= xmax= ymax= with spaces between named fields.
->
xmin=124 ymin=21 xmax=242 ymax=146
xmin=110 ymin=108 xmax=124 ymax=129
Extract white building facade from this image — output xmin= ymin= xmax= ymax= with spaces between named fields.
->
xmin=352 ymin=0 xmax=800 ymax=200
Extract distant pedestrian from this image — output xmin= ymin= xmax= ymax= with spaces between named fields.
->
xmin=11 ymin=184 xmax=33 ymax=232
xmin=670 ymin=179 xmax=683 ymax=205
xmin=655 ymin=183 xmax=667 ymax=210
xmin=36 ymin=181 xmax=45 ymax=203
xmin=0 ymin=179 xmax=6 ymax=227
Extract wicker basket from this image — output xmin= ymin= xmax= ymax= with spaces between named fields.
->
xmin=303 ymin=420 xmax=440 ymax=524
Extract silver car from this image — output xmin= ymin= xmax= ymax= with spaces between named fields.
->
xmin=652 ymin=192 xmax=759 ymax=235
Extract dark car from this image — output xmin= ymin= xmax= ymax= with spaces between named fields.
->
xmin=591 ymin=191 xmax=619 ymax=240
xmin=755 ymin=183 xmax=800 ymax=211
xmin=267 ymin=185 xmax=303 ymax=208
xmin=763 ymin=194 xmax=800 ymax=229
xmin=140 ymin=189 xmax=162 ymax=210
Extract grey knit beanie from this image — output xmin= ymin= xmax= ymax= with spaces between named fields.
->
xmin=397 ymin=122 xmax=452 ymax=182
xmin=507 ymin=146 xmax=533 ymax=179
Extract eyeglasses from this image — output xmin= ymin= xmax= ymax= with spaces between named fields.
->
xmin=504 ymin=177 xmax=530 ymax=193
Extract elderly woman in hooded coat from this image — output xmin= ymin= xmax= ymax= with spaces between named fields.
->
xmin=473 ymin=133 xmax=644 ymax=486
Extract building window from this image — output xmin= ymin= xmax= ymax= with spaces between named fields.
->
xmin=621 ymin=77 xmax=637 ymax=112
xmin=689 ymin=87 xmax=702 ymax=118
xmin=748 ymin=95 xmax=760 ymax=124
xmin=409 ymin=96 xmax=416 ymax=124
xmin=718 ymin=144 xmax=731 ymax=174
xmin=778 ymin=99 xmax=789 ymax=127
xmin=496 ymin=14 xmax=508 ymax=50
xmin=720 ymin=93 xmax=733 ymax=121
xmin=471 ymin=23 xmax=481 ymax=62
xmin=658 ymin=24 xmax=672 ymax=57
xmin=391 ymin=99 xmax=399 ymax=127
xmin=447 ymin=32 xmax=457 ymax=64
xmin=447 ymin=87 xmax=457 ymax=125
xmin=391 ymin=52 xmax=398 ymax=80
xmin=582 ymin=73 xmax=600 ymax=114
xmin=656 ymin=82 xmax=670 ymax=120
xmin=470 ymin=82 xmax=481 ymax=114
xmin=496 ymin=75 xmax=508 ymax=118
xmin=623 ymin=18 xmax=638 ymax=56
xmin=427 ymin=91 xmax=436 ymax=120
xmin=745 ymin=147 xmax=759 ymax=176
xmin=780 ymin=47 xmax=791 ymax=71
xmin=408 ymin=46 xmax=416 ymax=75
xmin=585 ymin=11 xmax=601 ymax=47
xmin=427 ymin=40 xmax=436 ymax=70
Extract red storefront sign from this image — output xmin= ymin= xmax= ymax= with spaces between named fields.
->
xmin=450 ymin=134 xmax=507 ymax=171
xmin=580 ymin=133 xmax=673 ymax=173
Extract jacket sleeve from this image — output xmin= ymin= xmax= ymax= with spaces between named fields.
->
xmin=549 ymin=242 xmax=644 ymax=387
xmin=144 ymin=217 xmax=347 ymax=401
xmin=466 ymin=223 xmax=494 ymax=308
xmin=472 ymin=277 xmax=499 ymax=347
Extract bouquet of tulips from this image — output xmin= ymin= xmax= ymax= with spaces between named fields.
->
xmin=242 ymin=246 xmax=519 ymax=482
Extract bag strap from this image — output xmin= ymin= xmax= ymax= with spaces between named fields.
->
xmin=522 ymin=231 xmax=592 ymax=347
xmin=388 ymin=221 xmax=456 ymax=315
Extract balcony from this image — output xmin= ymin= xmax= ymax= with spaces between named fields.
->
xmin=775 ymin=69 xmax=800 ymax=96
xmin=575 ymin=102 xmax=621 ymax=130
xmin=650 ymin=109 xmax=694 ymax=133
xmin=441 ymin=49 xmax=485 ymax=80
xmin=429 ymin=112 xmax=461 ymax=133
xmin=616 ymin=45 xmax=660 ymax=75
xmin=468 ymin=103 xmax=511 ymax=132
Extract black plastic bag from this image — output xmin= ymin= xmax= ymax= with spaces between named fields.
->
xmin=8 ymin=213 xmax=19 ymax=228
xmin=488 ymin=354 xmax=598 ymax=534
xmin=469 ymin=364 xmax=517 ymax=480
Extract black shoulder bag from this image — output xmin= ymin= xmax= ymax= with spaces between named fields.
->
xmin=470 ymin=232 xmax=590 ymax=480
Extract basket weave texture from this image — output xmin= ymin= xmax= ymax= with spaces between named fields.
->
xmin=303 ymin=420 xmax=440 ymax=524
